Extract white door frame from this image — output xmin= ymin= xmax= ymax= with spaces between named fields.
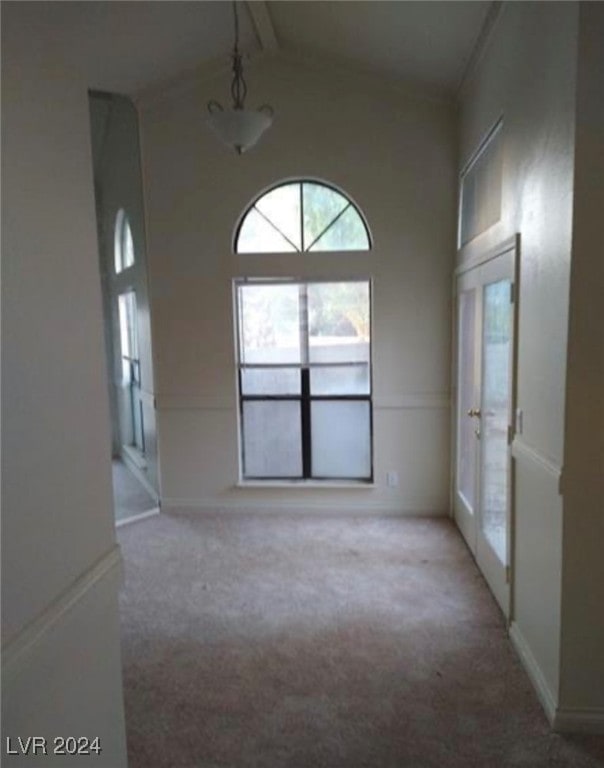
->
xmin=452 ymin=235 xmax=519 ymax=619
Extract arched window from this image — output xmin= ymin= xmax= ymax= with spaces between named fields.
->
xmin=235 ymin=180 xmax=371 ymax=253
xmin=114 ymin=208 xmax=135 ymax=273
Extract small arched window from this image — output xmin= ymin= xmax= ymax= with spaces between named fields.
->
xmin=235 ymin=180 xmax=371 ymax=254
xmin=114 ymin=209 xmax=135 ymax=273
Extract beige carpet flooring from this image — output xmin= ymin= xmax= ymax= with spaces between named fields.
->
xmin=118 ymin=511 xmax=604 ymax=768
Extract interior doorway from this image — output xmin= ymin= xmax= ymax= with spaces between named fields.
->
xmin=453 ymin=240 xmax=517 ymax=617
xmin=88 ymin=90 xmax=160 ymax=526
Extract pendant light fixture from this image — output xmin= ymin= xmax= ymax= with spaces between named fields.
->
xmin=207 ymin=1 xmax=274 ymax=155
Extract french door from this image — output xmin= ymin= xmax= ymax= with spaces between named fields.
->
xmin=454 ymin=247 xmax=516 ymax=617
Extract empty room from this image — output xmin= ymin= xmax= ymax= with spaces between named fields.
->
xmin=2 ymin=2 xmax=603 ymax=766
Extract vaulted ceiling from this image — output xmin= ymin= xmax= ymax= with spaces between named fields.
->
xmin=40 ymin=1 xmax=493 ymax=99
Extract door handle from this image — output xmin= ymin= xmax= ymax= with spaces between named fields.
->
xmin=467 ymin=408 xmax=482 ymax=418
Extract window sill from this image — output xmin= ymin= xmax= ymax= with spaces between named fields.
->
xmin=235 ymin=480 xmax=375 ymax=489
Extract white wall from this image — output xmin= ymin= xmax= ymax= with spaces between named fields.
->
xmin=139 ymin=55 xmax=456 ymax=513
xmin=1 ymin=3 xmax=127 ymax=764
xmin=458 ymin=2 xmax=579 ymax=718
xmin=558 ymin=2 xmax=604 ymax=725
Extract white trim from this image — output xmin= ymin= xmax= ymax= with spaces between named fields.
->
xmin=116 ymin=507 xmax=160 ymax=528
xmin=553 ymin=708 xmax=604 ymax=735
xmin=511 ymin=437 xmax=562 ymax=484
xmin=161 ymin=497 xmax=446 ymax=516
xmin=455 ymin=234 xmax=518 ymax=278
xmin=154 ymin=393 xmax=449 ymax=412
xmin=509 ymin=621 xmax=558 ymax=725
xmin=236 ymin=481 xmax=374 ymax=490
xmin=2 ymin=545 xmax=122 ymax=681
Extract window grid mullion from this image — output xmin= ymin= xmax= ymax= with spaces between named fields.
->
xmin=301 ymin=368 xmax=312 ymax=478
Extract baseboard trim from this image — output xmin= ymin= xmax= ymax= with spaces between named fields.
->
xmin=553 ymin=708 xmax=604 ymax=735
xmin=116 ymin=507 xmax=160 ymax=528
xmin=509 ymin=621 xmax=557 ymax=725
xmin=161 ymin=497 xmax=447 ymax=516
xmin=2 ymin=545 xmax=122 ymax=681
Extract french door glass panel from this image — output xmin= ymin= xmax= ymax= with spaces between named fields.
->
xmin=480 ymin=280 xmax=512 ymax=565
xmin=457 ymin=289 xmax=477 ymax=512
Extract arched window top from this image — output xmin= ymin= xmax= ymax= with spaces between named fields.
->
xmin=235 ymin=180 xmax=372 ymax=254
xmin=114 ymin=208 xmax=135 ymax=274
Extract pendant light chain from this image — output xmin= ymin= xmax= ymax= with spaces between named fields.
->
xmin=230 ymin=1 xmax=247 ymax=110
xmin=206 ymin=0 xmax=274 ymax=154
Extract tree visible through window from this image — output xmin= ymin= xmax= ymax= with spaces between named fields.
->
xmin=236 ymin=280 xmax=372 ymax=481
xmin=236 ymin=181 xmax=371 ymax=253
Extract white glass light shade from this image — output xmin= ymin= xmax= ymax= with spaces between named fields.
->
xmin=206 ymin=108 xmax=273 ymax=155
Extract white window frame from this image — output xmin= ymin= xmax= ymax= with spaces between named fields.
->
xmin=234 ymin=277 xmax=374 ymax=483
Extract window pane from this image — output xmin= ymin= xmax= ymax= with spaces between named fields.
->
xmin=118 ymin=291 xmax=137 ymax=357
xmin=460 ymin=122 xmax=502 ymax=245
xmin=114 ymin=209 xmax=135 ymax=272
xmin=255 ymin=183 xmax=301 ymax=250
xmin=303 ymin=183 xmax=348 ymax=250
xmin=309 ymin=205 xmax=369 ymax=251
xmin=311 ymin=400 xmax=371 ymax=479
xmin=241 ymin=367 xmax=300 ymax=395
xmin=239 ymin=284 xmax=301 ymax=364
xmin=456 ymin=289 xmax=476 ymax=512
xmin=237 ymin=208 xmax=297 ymax=253
xmin=310 ymin=364 xmax=369 ymax=396
xmin=243 ymin=401 xmax=302 ymax=478
xmin=114 ymin=210 xmax=124 ymax=273
xmin=480 ymin=280 xmax=512 ymax=564
xmin=118 ymin=291 xmax=138 ymax=382
xmin=308 ymin=282 xmax=370 ymax=364
xmin=122 ymin=218 xmax=135 ymax=268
